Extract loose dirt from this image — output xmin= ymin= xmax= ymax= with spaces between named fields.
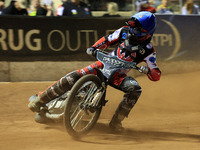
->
xmin=0 ymin=70 xmax=200 ymax=150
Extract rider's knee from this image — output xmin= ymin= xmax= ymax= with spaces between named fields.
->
xmin=120 ymin=76 xmax=142 ymax=97
xmin=52 ymin=71 xmax=81 ymax=95
xmin=60 ymin=71 xmax=81 ymax=90
xmin=39 ymin=71 xmax=81 ymax=103
xmin=117 ymin=77 xmax=142 ymax=117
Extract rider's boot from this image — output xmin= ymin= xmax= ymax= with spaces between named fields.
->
xmin=28 ymin=95 xmax=44 ymax=112
xmin=109 ymin=113 xmax=125 ymax=132
xmin=28 ymin=71 xmax=81 ymax=112
xmin=109 ymin=91 xmax=141 ymax=132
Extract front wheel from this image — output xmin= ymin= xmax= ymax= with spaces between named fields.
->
xmin=63 ymin=74 xmax=104 ymax=138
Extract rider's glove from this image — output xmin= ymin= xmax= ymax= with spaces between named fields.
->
xmin=139 ymin=66 xmax=150 ymax=74
xmin=86 ymin=47 xmax=97 ymax=57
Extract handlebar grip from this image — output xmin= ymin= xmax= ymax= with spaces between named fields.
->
xmin=130 ymin=64 xmax=143 ymax=72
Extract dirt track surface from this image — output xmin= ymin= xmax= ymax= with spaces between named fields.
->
xmin=1 ymin=71 xmax=200 ymax=150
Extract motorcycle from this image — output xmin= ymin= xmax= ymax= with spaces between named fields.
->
xmin=30 ymin=50 xmax=142 ymax=138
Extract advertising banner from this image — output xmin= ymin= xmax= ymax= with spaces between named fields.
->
xmin=0 ymin=15 xmax=200 ymax=61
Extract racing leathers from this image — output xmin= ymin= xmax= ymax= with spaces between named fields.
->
xmin=87 ymin=26 xmax=161 ymax=129
xmin=29 ymin=26 xmax=161 ymax=130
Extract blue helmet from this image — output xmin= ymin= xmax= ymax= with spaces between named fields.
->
xmin=126 ymin=11 xmax=156 ymax=38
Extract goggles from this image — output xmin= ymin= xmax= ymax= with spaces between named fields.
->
xmin=130 ymin=26 xmax=148 ymax=37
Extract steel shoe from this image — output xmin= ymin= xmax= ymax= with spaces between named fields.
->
xmin=34 ymin=112 xmax=54 ymax=124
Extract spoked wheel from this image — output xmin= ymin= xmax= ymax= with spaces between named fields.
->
xmin=64 ymin=74 xmax=104 ymax=138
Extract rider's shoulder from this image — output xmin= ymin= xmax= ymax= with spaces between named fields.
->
xmin=122 ymin=26 xmax=129 ymax=29
xmin=118 ymin=26 xmax=130 ymax=38
xmin=121 ymin=26 xmax=129 ymax=31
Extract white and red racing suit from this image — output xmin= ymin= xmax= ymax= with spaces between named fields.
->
xmin=77 ymin=26 xmax=161 ymax=86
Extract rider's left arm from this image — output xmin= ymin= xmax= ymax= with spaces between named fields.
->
xmin=144 ymin=52 xmax=161 ymax=81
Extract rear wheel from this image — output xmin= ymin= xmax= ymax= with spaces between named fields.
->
xmin=64 ymin=74 xmax=104 ymax=138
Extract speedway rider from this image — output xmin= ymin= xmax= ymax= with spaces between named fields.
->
xmin=28 ymin=11 xmax=161 ymax=132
